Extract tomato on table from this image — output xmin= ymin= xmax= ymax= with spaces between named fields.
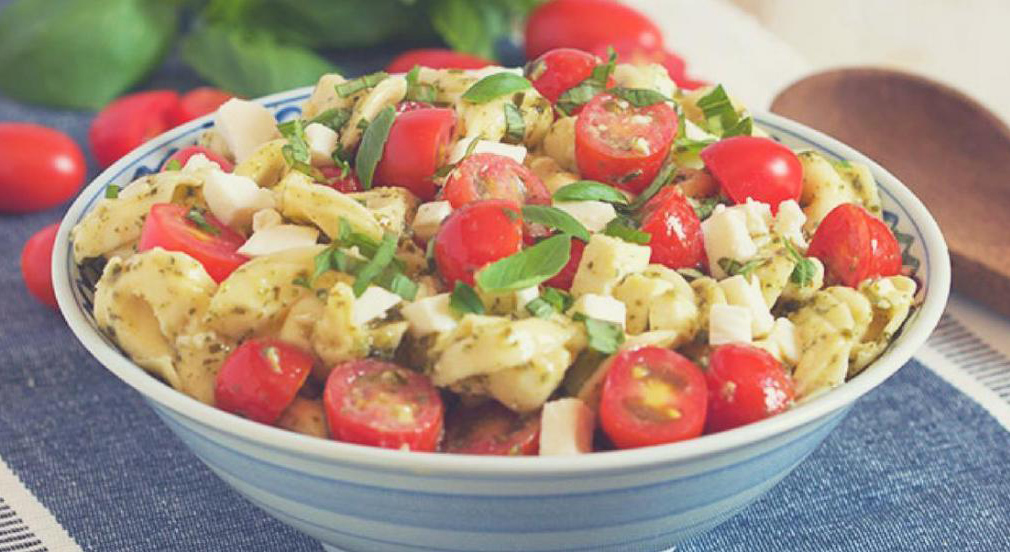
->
xmin=137 ymin=203 xmax=248 ymax=283
xmin=373 ymin=107 xmax=456 ymax=201
xmin=434 ymin=199 xmax=524 ymax=287
xmin=443 ymin=402 xmax=541 ymax=455
xmin=320 ymin=166 xmax=362 ymax=193
xmin=20 ymin=223 xmax=59 ymax=310
xmin=324 ymin=359 xmax=444 ymax=452
xmin=524 ymin=0 xmax=663 ymax=60
xmin=89 ymin=90 xmax=181 ymax=168
xmin=575 ymin=92 xmax=678 ymax=193
xmin=700 ymin=136 xmax=803 ymax=211
xmin=215 ymin=339 xmax=314 ymax=424
xmin=386 ymin=48 xmax=494 ymax=73
xmin=598 ymin=346 xmax=708 ymax=449
xmin=443 ymin=153 xmax=550 ymax=208
xmin=639 ymin=186 xmax=705 ymax=269
xmin=163 ymin=146 xmax=234 ymax=173
xmin=0 ymin=123 xmax=86 ymax=213
xmin=807 ymin=203 xmax=902 ymax=287
xmin=704 ymin=344 xmax=795 ymax=434
xmin=169 ymin=87 xmax=233 ymax=126
xmin=525 ymin=48 xmax=605 ymax=106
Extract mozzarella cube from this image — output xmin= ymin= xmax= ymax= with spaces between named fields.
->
xmin=569 ymin=293 xmax=627 ymax=329
xmin=304 ymin=122 xmax=339 ymax=167
xmin=203 ymin=170 xmax=276 ymax=229
xmin=182 ymin=153 xmax=222 ymax=172
xmin=719 ymin=275 xmax=775 ymax=338
xmin=701 ymin=204 xmax=758 ymax=278
xmin=571 ymin=234 xmax=651 ymax=297
xmin=213 ymin=98 xmax=281 ymax=163
xmin=709 ymin=303 xmax=752 ymax=345
xmin=539 ymin=398 xmax=595 ymax=456
xmin=411 ymin=201 xmax=453 ymax=242
xmin=353 ymin=286 xmax=403 ymax=327
xmin=755 ymin=318 xmax=801 ymax=365
xmin=739 ymin=198 xmax=773 ymax=236
xmin=774 ymin=199 xmax=807 ymax=248
xmin=552 ymin=200 xmax=618 ymax=233
xmin=251 ymin=208 xmax=282 ymax=232
xmin=447 ymin=138 xmax=528 ymax=165
xmin=237 ymin=224 xmax=319 ymax=257
xmin=401 ymin=293 xmax=458 ymax=336
xmin=514 ymin=286 xmax=540 ymax=313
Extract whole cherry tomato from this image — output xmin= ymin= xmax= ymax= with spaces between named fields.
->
xmin=639 ymin=186 xmax=705 ymax=269
xmin=700 ymin=136 xmax=803 ymax=212
xmin=0 ymin=123 xmax=86 ymax=213
xmin=386 ymin=48 xmax=494 ymax=73
xmin=443 ymin=153 xmax=550 ymax=208
xmin=525 ymin=48 xmax=604 ymax=106
xmin=89 ymin=90 xmax=180 ymax=168
xmin=215 ymin=338 xmax=314 ymax=424
xmin=162 ymin=146 xmax=234 ymax=173
xmin=704 ymin=343 xmax=795 ymax=433
xmin=137 ymin=203 xmax=248 ymax=283
xmin=169 ymin=87 xmax=233 ymax=126
xmin=373 ymin=107 xmax=456 ymax=201
xmin=434 ymin=199 xmax=524 ymax=287
xmin=524 ymin=0 xmax=663 ymax=60
xmin=543 ymin=238 xmax=585 ymax=290
xmin=807 ymin=203 xmax=902 ymax=287
xmin=443 ymin=402 xmax=541 ymax=455
xmin=20 ymin=223 xmax=59 ymax=309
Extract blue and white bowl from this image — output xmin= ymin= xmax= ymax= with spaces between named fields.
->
xmin=53 ymin=86 xmax=950 ymax=552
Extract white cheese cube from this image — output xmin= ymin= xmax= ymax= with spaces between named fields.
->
xmin=701 ymin=204 xmax=758 ymax=278
xmin=539 ymin=398 xmax=595 ymax=456
xmin=353 ymin=286 xmax=403 ymax=327
xmin=552 ymin=200 xmax=618 ymax=233
xmin=447 ymin=138 xmax=528 ymax=165
xmin=719 ymin=275 xmax=775 ymax=338
xmin=411 ymin=201 xmax=453 ymax=242
xmin=237 ymin=224 xmax=319 ymax=257
xmin=774 ymin=199 xmax=807 ymax=248
xmin=203 ymin=170 xmax=276 ymax=229
xmin=571 ymin=234 xmax=652 ymax=297
xmin=514 ymin=286 xmax=540 ymax=313
xmin=739 ymin=198 xmax=773 ymax=236
xmin=569 ymin=293 xmax=627 ymax=329
xmin=304 ymin=122 xmax=339 ymax=167
xmin=709 ymin=303 xmax=752 ymax=345
xmin=182 ymin=153 xmax=222 ymax=172
xmin=755 ymin=318 xmax=801 ymax=365
xmin=213 ymin=98 xmax=281 ymax=163
xmin=251 ymin=208 xmax=282 ymax=232
xmin=401 ymin=293 xmax=458 ymax=336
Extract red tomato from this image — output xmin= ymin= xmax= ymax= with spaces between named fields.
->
xmin=0 ymin=123 xmax=86 ymax=213
xmin=639 ymin=186 xmax=705 ymax=269
xmin=591 ymin=41 xmax=707 ymax=91
xmin=704 ymin=344 xmax=795 ymax=434
xmin=543 ymin=238 xmax=585 ymax=290
xmin=373 ymin=108 xmax=456 ymax=201
xmin=443 ymin=402 xmax=541 ymax=455
xmin=524 ymin=0 xmax=663 ymax=60
xmin=215 ymin=339 xmax=314 ymax=424
xmin=386 ymin=48 xmax=494 ymax=73
xmin=700 ymin=136 xmax=803 ymax=212
xmin=598 ymin=346 xmax=708 ymax=449
xmin=525 ymin=48 xmax=602 ymax=106
xmin=575 ymin=93 xmax=678 ymax=193
xmin=169 ymin=87 xmax=233 ymax=126
xmin=807 ymin=203 xmax=902 ymax=287
xmin=443 ymin=153 xmax=550 ymax=208
xmin=323 ymin=359 xmax=444 ymax=452
xmin=89 ymin=90 xmax=181 ymax=168
xmin=20 ymin=223 xmax=59 ymax=309
xmin=163 ymin=146 xmax=234 ymax=173
xmin=320 ymin=166 xmax=362 ymax=193
xmin=434 ymin=199 xmax=524 ymax=287
xmin=137 ymin=203 xmax=248 ymax=283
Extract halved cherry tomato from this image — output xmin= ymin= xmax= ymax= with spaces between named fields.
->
xmin=639 ymin=186 xmax=705 ymax=269
xmin=525 ymin=48 xmax=603 ymax=106
xmin=704 ymin=344 xmax=795 ymax=434
xmin=386 ymin=48 xmax=494 ymax=73
xmin=215 ymin=338 xmax=314 ymax=424
xmin=807 ymin=203 xmax=902 ymax=287
xmin=324 ymin=359 xmax=444 ymax=452
xmin=443 ymin=153 xmax=550 ymax=208
xmin=524 ymin=0 xmax=663 ymax=60
xmin=137 ymin=203 xmax=248 ymax=283
xmin=434 ymin=199 xmax=524 ymax=287
xmin=598 ymin=346 xmax=707 ymax=449
xmin=373 ymin=107 xmax=456 ymax=201
xmin=0 ymin=123 xmax=86 ymax=213
xmin=20 ymin=223 xmax=59 ymax=309
xmin=543 ymin=238 xmax=585 ymax=290
xmin=443 ymin=402 xmax=541 ymax=455
xmin=320 ymin=166 xmax=362 ymax=193
xmin=163 ymin=146 xmax=234 ymax=173
xmin=89 ymin=90 xmax=180 ymax=168
xmin=700 ymin=136 xmax=802 ymax=212
xmin=169 ymin=87 xmax=233 ymax=126
xmin=575 ymin=92 xmax=678 ymax=193
xmin=590 ymin=40 xmax=707 ymax=91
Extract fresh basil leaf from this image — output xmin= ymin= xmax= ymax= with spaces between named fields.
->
xmin=382 ymin=271 xmax=419 ymax=301
xmin=104 ymin=185 xmax=120 ymax=199
xmin=404 ymin=65 xmax=437 ymax=104
xmin=354 ymin=106 xmax=396 ymax=190
xmin=723 ymin=116 xmax=753 ymax=138
xmin=696 ymin=84 xmax=749 ymax=138
xmin=278 ymin=120 xmax=311 ymax=164
xmin=312 ymin=247 xmax=336 ymax=283
xmin=462 ymin=73 xmax=532 ymax=104
xmin=336 ymin=71 xmax=389 ymax=98
xmin=450 ymin=281 xmax=485 ymax=315
xmin=783 ymin=239 xmax=817 ymax=286
xmin=476 ymin=234 xmax=572 ymax=292
xmin=555 ymin=48 xmax=616 ymax=116
xmin=308 ymin=107 xmax=352 ymax=131
xmin=689 ymin=196 xmax=723 ymax=220
xmin=603 ymin=218 xmax=651 ymax=244
xmin=520 ymin=205 xmax=590 ymax=242
xmin=353 ymin=232 xmax=398 ymax=296
xmin=525 ymin=297 xmax=556 ymax=318
xmin=185 ymin=207 xmax=220 ymax=236
xmin=608 ymin=87 xmax=670 ymax=107
xmin=583 ymin=317 xmax=624 ymax=354
xmin=503 ymin=102 xmax=526 ymax=145
xmin=0 ymin=0 xmax=178 ymax=109
xmin=553 ymin=181 xmax=629 ymax=205
xmin=629 ymin=161 xmax=678 ymax=211
xmin=164 ymin=159 xmax=182 ymax=171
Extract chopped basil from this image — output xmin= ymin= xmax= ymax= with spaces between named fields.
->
xmin=676 ymin=267 xmax=706 ymax=281
xmin=279 ymin=119 xmax=325 ymax=180
xmin=450 ymin=281 xmax=485 ymax=315
xmin=308 ymin=107 xmax=352 ymax=131
xmin=603 ymin=218 xmax=651 ymax=244
xmin=555 ymin=48 xmax=616 ymax=116
xmin=525 ymin=297 xmax=556 ymax=318
xmin=461 ymin=72 xmax=532 ymax=104
xmin=723 ymin=116 xmax=753 ymax=138
xmin=675 ymin=136 xmax=716 ymax=155
xmin=696 ymin=84 xmax=751 ymax=137
xmin=503 ymin=102 xmax=525 ymax=144
xmin=520 ymin=205 xmax=590 ymax=242
xmin=552 ymin=181 xmax=629 ymax=205
xmin=718 ymin=257 xmax=765 ymax=279
xmin=164 ymin=159 xmax=182 ymax=171
xmin=690 ymin=196 xmax=724 ymax=220
xmin=608 ymin=87 xmax=670 ymax=107
xmin=582 ymin=317 xmax=624 ymax=354
xmin=352 ymin=232 xmax=398 ymax=296
xmin=335 ymin=71 xmax=388 ymax=98
xmin=783 ymin=239 xmax=817 ymax=286
xmin=184 ymin=207 xmax=220 ymax=236
xmin=354 ymin=105 xmax=396 ymax=190
xmin=526 ymin=286 xmax=574 ymax=318
xmin=292 ymin=275 xmax=312 ymax=289
xmin=404 ymin=65 xmax=437 ymax=104
xmin=629 ymin=160 xmax=678 ymax=210
xmin=476 ymin=234 xmax=572 ymax=292
xmin=382 ymin=271 xmax=419 ymax=301
xmin=104 ymin=184 xmax=120 ymax=199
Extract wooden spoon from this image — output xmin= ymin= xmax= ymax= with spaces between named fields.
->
xmin=771 ymin=67 xmax=1010 ymax=316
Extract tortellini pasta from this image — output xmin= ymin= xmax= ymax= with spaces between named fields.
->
xmin=274 ymin=171 xmax=385 ymax=241
xmin=798 ymin=151 xmax=883 ymax=232
xmin=457 ymin=85 xmax=553 ymax=148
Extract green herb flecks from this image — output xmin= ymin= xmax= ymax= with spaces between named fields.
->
xmin=783 ymin=239 xmax=817 ymax=286
xmin=476 ymin=234 xmax=572 ymax=292
xmin=450 ymin=281 xmax=485 ymax=315
xmin=354 ymin=105 xmax=396 ymax=190
xmin=582 ymin=317 xmax=624 ymax=354
xmin=185 ymin=207 xmax=220 ymax=236
xmin=503 ymin=102 xmax=525 ymax=144
xmin=603 ymin=217 xmax=651 ymax=245
xmin=278 ymin=118 xmax=325 ymax=180
xmin=352 ymin=232 xmax=398 ymax=297
xmin=308 ymin=107 xmax=352 ymax=131
xmin=461 ymin=72 xmax=531 ymax=104
xmin=608 ymin=87 xmax=670 ymax=107
xmin=553 ymin=181 xmax=629 ymax=205
xmin=526 ymin=287 xmax=573 ymax=318
xmin=404 ymin=65 xmax=437 ymax=104
xmin=718 ymin=257 xmax=766 ymax=280
xmin=105 ymin=184 xmax=120 ymax=199
xmin=335 ymin=71 xmax=388 ymax=98
xmin=629 ymin=160 xmax=678 ymax=211
xmin=555 ymin=47 xmax=616 ymax=116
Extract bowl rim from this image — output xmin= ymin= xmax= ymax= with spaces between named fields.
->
xmin=52 ymin=86 xmax=950 ymax=476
